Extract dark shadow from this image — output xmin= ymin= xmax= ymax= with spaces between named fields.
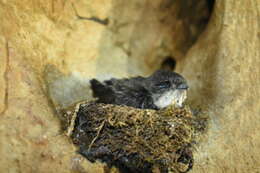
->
xmin=161 ymin=56 xmax=176 ymax=71
xmin=207 ymin=0 xmax=215 ymax=15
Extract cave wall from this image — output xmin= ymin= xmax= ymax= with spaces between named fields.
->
xmin=177 ymin=0 xmax=260 ymax=172
xmin=0 ymin=0 xmax=259 ymax=172
xmin=0 ymin=0 xmax=209 ymax=109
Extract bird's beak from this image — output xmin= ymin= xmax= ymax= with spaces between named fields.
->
xmin=177 ymin=83 xmax=189 ymax=90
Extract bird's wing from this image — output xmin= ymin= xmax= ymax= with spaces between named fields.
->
xmin=105 ymin=78 xmax=156 ymax=108
xmin=90 ymin=77 xmax=157 ymax=109
xmin=90 ymin=78 xmax=139 ymax=104
xmin=104 ymin=76 xmax=144 ymax=90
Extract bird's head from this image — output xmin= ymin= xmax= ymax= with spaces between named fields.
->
xmin=145 ymin=70 xmax=189 ymax=108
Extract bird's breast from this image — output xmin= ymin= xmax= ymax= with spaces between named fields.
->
xmin=153 ymin=89 xmax=187 ymax=109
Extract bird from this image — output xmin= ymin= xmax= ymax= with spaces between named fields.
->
xmin=90 ymin=70 xmax=189 ymax=110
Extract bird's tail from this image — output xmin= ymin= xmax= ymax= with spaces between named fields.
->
xmin=90 ymin=79 xmax=105 ymax=97
xmin=90 ymin=79 xmax=114 ymax=103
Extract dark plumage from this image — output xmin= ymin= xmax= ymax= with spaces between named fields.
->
xmin=90 ymin=70 xmax=188 ymax=110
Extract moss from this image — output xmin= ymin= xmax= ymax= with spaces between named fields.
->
xmin=63 ymin=102 xmax=208 ymax=173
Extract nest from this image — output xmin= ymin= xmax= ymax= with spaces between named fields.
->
xmin=63 ymin=101 xmax=208 ymax=173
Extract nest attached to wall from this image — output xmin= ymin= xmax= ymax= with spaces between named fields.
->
xmin=63 ymin=101 xmax=208 ymax=173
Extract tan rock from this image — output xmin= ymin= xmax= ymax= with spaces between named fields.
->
xmin=177 ymin=1 xmax=260 ymax=172
xmin=1 ymin=0 xmax=259 ymax=172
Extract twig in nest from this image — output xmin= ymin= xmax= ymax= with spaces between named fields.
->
xmin=88 ymin=120 xmax=106 ymax=151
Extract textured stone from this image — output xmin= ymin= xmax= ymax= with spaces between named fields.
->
xmin=1 ymin=0 xmax=259 ymax=173
xmin=0 ymin=37 xmax=7 ymax=114
xmin=177 ymin=1 xmax=260 ymax=172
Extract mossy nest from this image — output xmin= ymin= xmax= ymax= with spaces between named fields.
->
xmin=63 ymin=101 xmax=208 ymax=173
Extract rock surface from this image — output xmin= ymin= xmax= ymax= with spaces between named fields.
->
xmin=0 ymin=0 xmax=259 ymax=173
xmin=177 ymin=1 xmax=260 ymax=172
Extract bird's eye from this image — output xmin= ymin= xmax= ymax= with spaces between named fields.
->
xmin=155 ymin=81 xmax=171 ymax=89
xmin=175 ymin=78 xmax=182 ymax=83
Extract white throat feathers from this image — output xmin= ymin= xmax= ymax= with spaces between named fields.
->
xmin=153 ymin=89 xmax=187 ymax=108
